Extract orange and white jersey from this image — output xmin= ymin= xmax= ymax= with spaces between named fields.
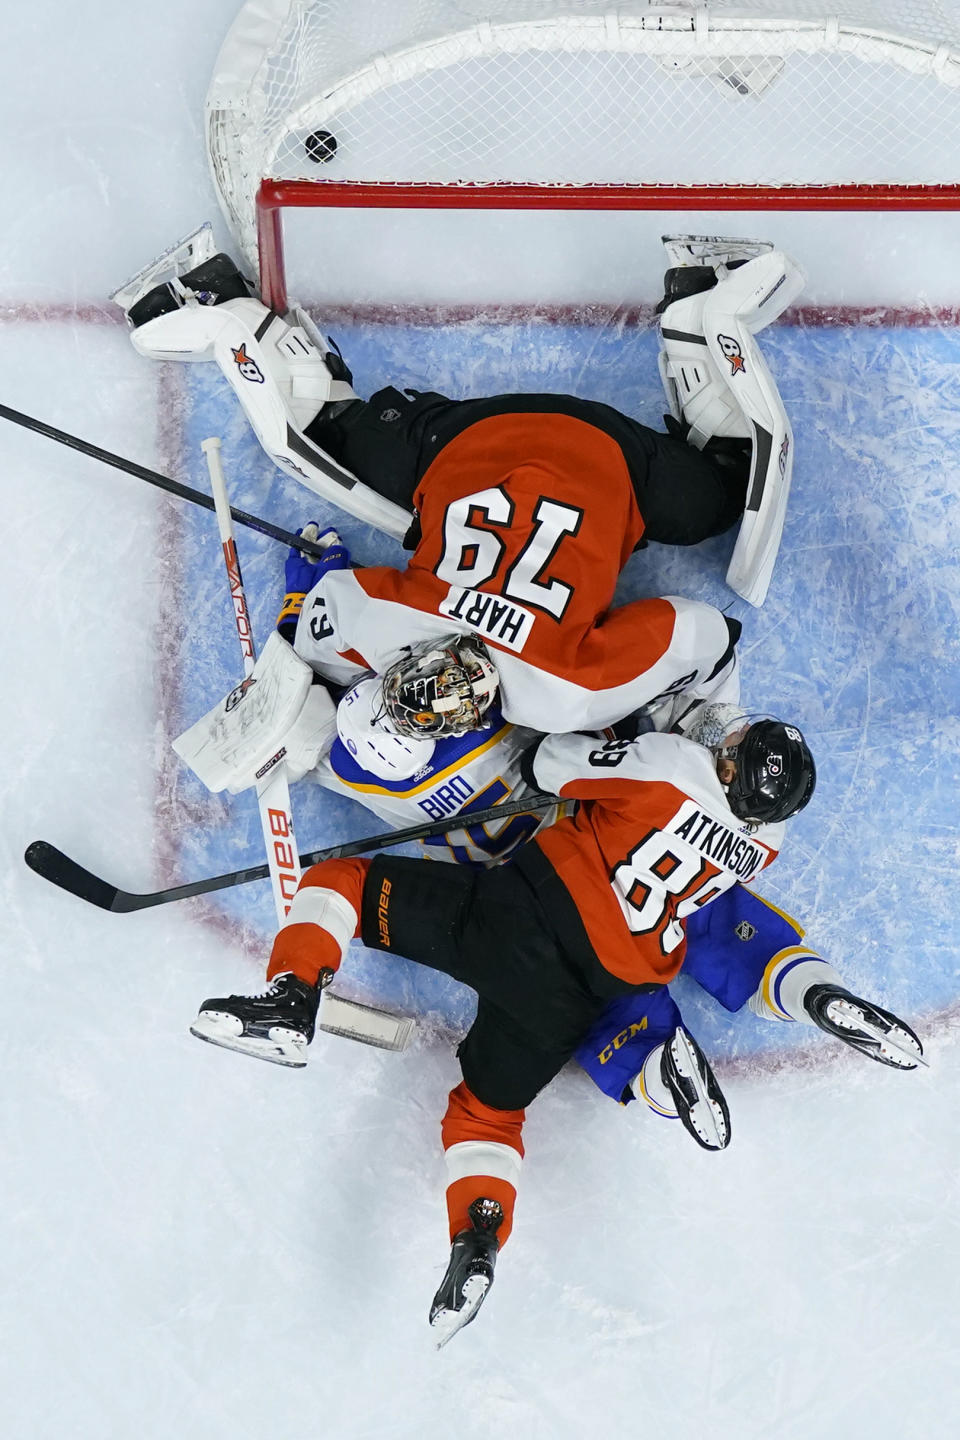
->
xmin=294 ymin=412 xmax=735 ymax=732
xmin=525 ymin=731 xmax=783 ymax=988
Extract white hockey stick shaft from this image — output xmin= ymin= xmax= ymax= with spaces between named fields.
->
xmin=202 ymin=436 xmax=301 ymax=925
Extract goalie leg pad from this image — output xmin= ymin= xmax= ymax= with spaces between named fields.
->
xmin=132 ymin=295 xmax=412 ymax=538
xmin=658 ymin=248 xmax=804 ymax=606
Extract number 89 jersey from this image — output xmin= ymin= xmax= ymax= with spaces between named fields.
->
xmin=527 ymin=730 xmax=784 ymax=987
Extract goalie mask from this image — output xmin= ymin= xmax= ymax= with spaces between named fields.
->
xmin=718 ymin=719 xmax=816 ymax=825
xmin=378 ymin=635 xmax=499 ymax=739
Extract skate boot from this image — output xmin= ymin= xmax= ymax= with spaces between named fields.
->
xmin=429 ymin=1197 xmax=503 ymax=1348
xmin=190 ymin=971 xmax=324 ymax=1067
xmin=804 ymin=985 xmax=926 ymax=1070
xmin=656 ymin=234 xmax=775 ymax=314
xmin=660 ymin=1026 xmax=731 ymax=1150
xmin=112 ymin=223 xmax=253 ymax=327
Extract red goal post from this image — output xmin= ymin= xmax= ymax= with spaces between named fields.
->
xmin=207 ymin=1 xmax=960 ymax=312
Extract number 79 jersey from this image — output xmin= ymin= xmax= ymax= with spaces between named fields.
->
xmin=527 ymin=731 xmax=784 ymax=987
xmin=294 ymin=411 xmax=735 ymax=733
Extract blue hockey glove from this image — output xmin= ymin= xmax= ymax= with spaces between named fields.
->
xmin=278 ymin=523 xmax=349 ymax=637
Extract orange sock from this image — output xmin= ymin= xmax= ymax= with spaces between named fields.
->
xmin=267 ymin=857 xmax=370 ymax=986
xmin=441 ymin=1082 xmax=525 ymax=1247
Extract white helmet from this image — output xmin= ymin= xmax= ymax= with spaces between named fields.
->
xmin=336 ymin=677 xmax=435 ymax=781
xmin=378 ymin=634 xmax=499 ymax=739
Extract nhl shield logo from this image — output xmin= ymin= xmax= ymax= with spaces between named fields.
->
xmin=735 ymin=920 xmax=757 ymax=942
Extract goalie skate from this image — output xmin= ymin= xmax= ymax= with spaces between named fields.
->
xmin=110 ymin=223 xmax=220 ymax=314
xmin=804 ymin=986 xmax=927 ymax=1070
xmin=661 ymin=234 xmax=775 ymax=271
xmin=429 ymin=1198 xmax=502 ymax=1349
xmin=661 ymin=1026 xmax=731 ymax=1151
xmin=189 ymin=971 xmax=323 ymax=1068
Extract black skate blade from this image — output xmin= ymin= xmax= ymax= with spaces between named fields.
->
xmin=821 ymin=998 xmax=928 ymax=1069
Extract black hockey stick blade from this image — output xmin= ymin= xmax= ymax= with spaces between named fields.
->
xmin=23 ymin=840 xmax=277 ymax=913
xmin=25 ymin=841 xmax=125 ymax=911
xmin=23 ymin=792 xmax=559 ymax=914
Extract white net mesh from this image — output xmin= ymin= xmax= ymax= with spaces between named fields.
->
xmin=206 ymin=1 xmax=960 ymax=263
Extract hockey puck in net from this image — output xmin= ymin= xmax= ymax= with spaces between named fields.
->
xmin=305 ymin=130 xmax=338 ymax=164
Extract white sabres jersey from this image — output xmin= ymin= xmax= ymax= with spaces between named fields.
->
xmin=311 ymin=678 xmax=562 ymax=866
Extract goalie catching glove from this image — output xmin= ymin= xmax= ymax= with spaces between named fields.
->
xmin=173 ymin=631 xmax=336 ymax=794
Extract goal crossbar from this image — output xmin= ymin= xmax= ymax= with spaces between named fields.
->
xmin=257 ymin=178 xmax=960 ymax=314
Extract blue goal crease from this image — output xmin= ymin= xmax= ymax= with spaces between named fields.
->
xmin=168 ymin=320 xmax=960 ymax=1053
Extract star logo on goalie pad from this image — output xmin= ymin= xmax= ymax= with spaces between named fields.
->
xmin=231 ymin=343 xmax=265 ymax=383
xmin=717 ymin=334 xmax=746 ymax=375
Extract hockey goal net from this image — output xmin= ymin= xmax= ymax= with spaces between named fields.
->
xmin=206 ymin=0 xmax=960 ymax=310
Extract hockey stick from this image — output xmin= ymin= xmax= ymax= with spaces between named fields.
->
xmin=0 ymin=401 xmax=332 ymax=561
xmin=202 ymin=434 xmax=301 ymax=923
xmin=201 ymin=436 xmax=414 ymax=1050
xmin=23 ymin=794 xmax=558 ymax=914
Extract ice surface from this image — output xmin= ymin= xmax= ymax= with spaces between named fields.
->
xmin=2 ymin=5 xmax=959 ymax=1438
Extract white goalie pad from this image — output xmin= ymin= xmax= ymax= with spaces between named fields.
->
xmin=130 ymin=282 xmax=412 ymax=540
xmin=659 ymin=245 xmax=805 ymax=608
xmin=702 ymin=252 xmax=805 ymax=607
xmin=173 ymin=631 xmax=337 ymax=794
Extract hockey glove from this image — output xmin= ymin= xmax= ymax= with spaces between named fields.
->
xmin=277 ymin=523 xmax=350 ymax=640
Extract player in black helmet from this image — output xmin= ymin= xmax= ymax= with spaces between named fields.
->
xmin=716 ymin=717 xmax=816 ymax=825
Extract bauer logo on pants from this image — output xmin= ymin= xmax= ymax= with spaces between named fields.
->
xmin=231 ymin=343 xmax=265 ymax=383
xmin=377 ymin=878 xmax=392 ymax=947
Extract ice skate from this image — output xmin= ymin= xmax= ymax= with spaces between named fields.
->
xmin=190 ymin=971 xmax=321 ymax=1067
xmin=661 ymin=233 xmax=775 ymax=272
xmin=804 ymin=985 xmax=927 ymax=1070
xmin=429 ymin=1197 xmax=503 ymax=1348
xmin=660 ymin=1026 xmax=731 ymax=1150
xmin=112 ymin=223 xmax=253 ymax=326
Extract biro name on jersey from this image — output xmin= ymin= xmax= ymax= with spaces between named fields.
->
xmin=418 ymin=773 xmax=475 ymax=821
xmin=671 ymin=801 xmax=772 ymax=881
xmin=438 ymin=586 xmax=535 ymax=653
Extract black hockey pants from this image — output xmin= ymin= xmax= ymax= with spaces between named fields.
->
xmin=305 ymin=388 xmax=746 ymax=548
xmin=359 ymin=852 xmax=652 ymax=1112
